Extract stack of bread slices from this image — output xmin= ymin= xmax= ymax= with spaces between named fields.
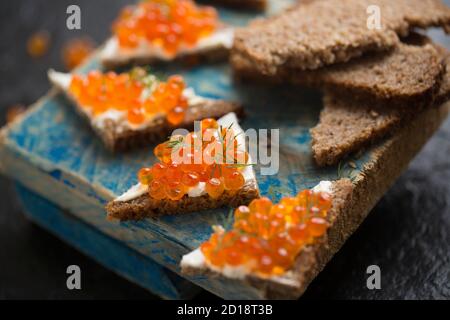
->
xmin=232 ymin=0 xmax=450 ymax=167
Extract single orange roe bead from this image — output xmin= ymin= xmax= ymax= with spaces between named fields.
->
xmin=201 ymin=118 xmax=218 ymax=131
xmin=200 ymin=241 xmax=214 ymax=257
xmin=167 ymin=106 xmax=186 ymax=125
xmin=273 ymin=247 xmax=292 ymax=270
xmin=6 ymin=104 xmax=26 ymax=123
xmin=154 ymin=143 xmax=167 ymax=162
xmin=62 ymin=37 xmax=95 ymax=70
xmin=235 ymin=205 xmax=250 ymax=220
xmin=280 ymin=197 xmax=298 ymax=211
xmin=127 ymin=108 xmax=145 ymax=125
xmin=152 ymin=163 xmax=167 ymax=179
xmin=288 ymin=224 xmax=309 ymax=244
xmin=225 ymin=249 xmax=244 ymax=266
xmin=258 ymin=255 xmax=274 ymax=275
xmin=270 ymin=204 xmax=288 ymax=216
xmin=149 ymin=180 xmax=166 ymax=200
xmin=210 ymin=249 xmax=227 ymax=268
xmin=249 ymin=197 xmax=273 ymax=215
xmin=27 ymin=30 xmax=50 ymax=58
xmin=165 ymin=182 xmax=186 ymax=201
xmin=69 ymin=75 xmax=84 ymax=98
xmin=168 ymin=75 xmax=185 ymax=90
xmin=205 ymin=178 xmax=224 ymax=199
xmin=223 ymin=170 xmax=245 ymax=191
xmin=181 ymin=172 xmax=200 ymax=187
xmin=307 ymin=217 xmax=328 ymax=237
xmin=138 ymin=167 xmax=153 ymax=185
xmin=166 ymin=163 xmax=182 ymax=182
xmin=143 ymin=96 xmax=157 ymax=115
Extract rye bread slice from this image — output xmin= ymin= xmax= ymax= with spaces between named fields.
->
xmin=310 ymin=53 xmax=450 ymax=167
xmin=48 ymin=70 xmax=242 ymax=152
xmin=100 ymin=26 xmax=233 ymax=69
xmin=101 ymin=100 xmax=243 ymax=152
xmin=233 ymin=0 xmax=450 ymax=75
xmin=311 ymin=93 xmax=406 ymax=167
xmin=106 ymin=112 xmax=260 ymax=220
xmin=233 ymin=42 xmax=444 ymax=103
xmin=181 ymin=179 xmax=354 ymax=296
xmin=106 ymin=180 xmax=260 ymax=220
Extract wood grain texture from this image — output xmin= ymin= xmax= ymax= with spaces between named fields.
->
xmin=15 ymin=184 xmax=198 ymax=300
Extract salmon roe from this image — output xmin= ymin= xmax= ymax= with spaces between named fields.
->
xmin=137 ymin=118 xmax=250 ymax=201
xmin=113 ymin=0 xmax=219 ymax=55
xmin=62 ymin=37 xmax=95 ymax=70
xmin=6 ymin=104 xmax=27 ymax=123
xmin=68 ymin=68 xmax=188 ymax=126
xmin=27 ymin=30 xmax=50 ymax=58
xmin=200 ymin=190 xmax=332 ymax=278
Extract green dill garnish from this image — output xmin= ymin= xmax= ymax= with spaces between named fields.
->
xmin=166 ymin=136 xmax=185 ymax=150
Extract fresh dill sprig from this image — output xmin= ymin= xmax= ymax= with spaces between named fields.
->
xmin=166 ymin=136 xmax=185 ymax=150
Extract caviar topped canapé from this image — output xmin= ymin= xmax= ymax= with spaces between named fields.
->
xmin=68 ymin=68 xmax=189 ymax=126
xmin=113 ymin=0 xmax=219 ymax=56
xmin=137 ymin=118 xmax=250 ymax=201
xmin=200 ymin=190 xmax=332 ymax=278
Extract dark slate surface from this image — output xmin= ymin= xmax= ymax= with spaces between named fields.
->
xmin=0 ymin=0 xmax=449 ymax=300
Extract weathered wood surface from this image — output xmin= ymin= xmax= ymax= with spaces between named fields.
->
xmin=15 ymin=183 xmax=198 ymax=300
xmin=0 ymin=0 xmax=449 ymax=299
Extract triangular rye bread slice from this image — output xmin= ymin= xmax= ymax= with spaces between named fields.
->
xmin=284 ymin=43 xmax=443 ymax=103
xmin=48 ymin=70 xmax=241 ymax=152
xmin=106 ymin=113 xmax=260 ymax=220
xmin=311 ymin=52 xmax=450 ymax=167
xmin=181 ymin=179 xmax=354 ymax=297
xmin=100 ymin=27 xmax=234 ymax=69
xmin=233 ymin=0 xmax=450 ymax=75
xmin=233 ymin=38 xmax=444 ymax=103
xmin=311 ymin=93 xmax=404 ymax=167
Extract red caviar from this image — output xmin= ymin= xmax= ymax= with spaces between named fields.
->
xmin=27 ymin=30 xmax=50 ymax=58
xmin=6 ymin=104 xmax=27 ymax=123
xmin=200 ymin=190 xmax=332 ymax=278
xmin=62 ymin=37 xmax=95 ymax=70
xmin=113 ymin=0 xmax=219 ymax=55
xmin=68 ymin=68 xmax=188 ymax=126
xmin=137 ymin=118 xmax=250 ymax=201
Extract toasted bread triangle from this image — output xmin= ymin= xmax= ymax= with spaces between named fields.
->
xmin=181 ymin=179 xmax=354 ymax=297
xmin=48 ymin=70 xmax=242 ymax=152
xmin=100 ymin=27 xmax=234 ymax=69
xmin=233 ymin=39 xmax=444 ymax=103
xmin=106 ymin=113 xmax=260 ymax=220
xmin=233 ymin=0 xmax=450 ymax=75
xmin=106 ymin=180 xmax=259 ymax=220
xmin=311 ymin=48 xmax=450 ymax=167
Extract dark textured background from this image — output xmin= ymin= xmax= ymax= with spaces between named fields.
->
xmin=0 ymin=0 xmax=449 ymax=300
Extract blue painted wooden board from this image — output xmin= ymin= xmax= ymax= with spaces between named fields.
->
xmin=15 ymin=183 xmax=199 ymax=300
xmin=0 ymin=0 xmax=444 ymax=299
